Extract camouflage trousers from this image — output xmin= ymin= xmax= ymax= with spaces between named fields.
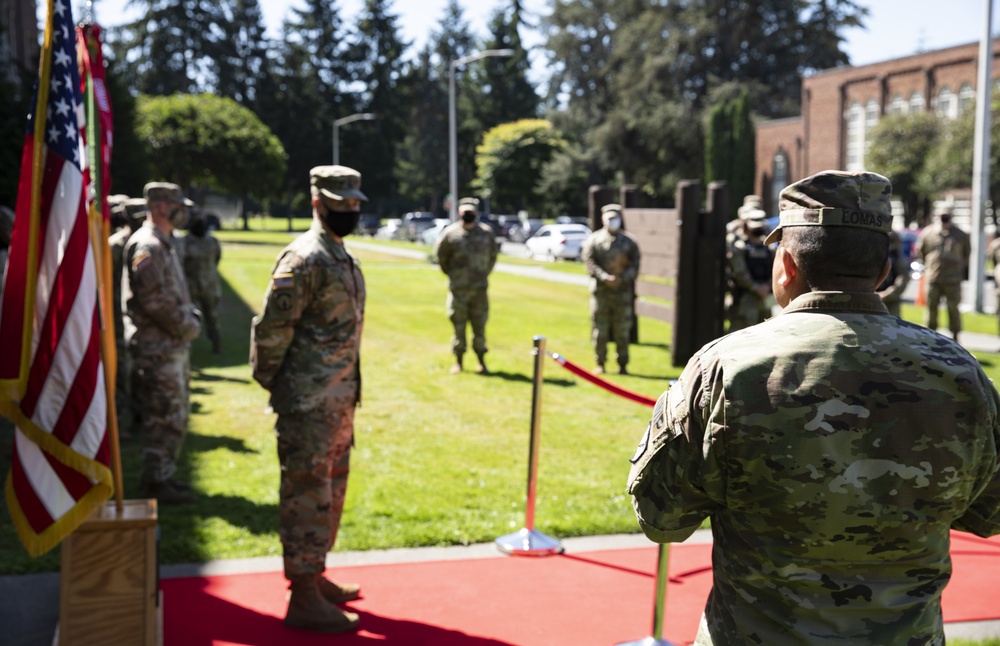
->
xmin=131 ymin=349 xmax=190 ymax=485
xmin=115 ymin=338 xmax=134 ymax=436
xmin=276 ymin=406 xmax=354 ymax=579
xmin=591 ymin=291 xmax=633 ymax=368
xmin=727 ymin=291 xmax=770 ymax=332
xmin=447 ymin=287 xmax=489 ymax=356
xmin=926 ymin=281 xmax=962 ymax=334
xmin=191 ymin=290 xmax=221 ymax=346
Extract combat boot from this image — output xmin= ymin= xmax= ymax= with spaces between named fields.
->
xmin=284 ymin=575 xmax=360 ymax=633
xmin=319 ymin=576 xmax=361 ymax=603
xmin=450 ymin=353 xmax=464 ymax=374
xmin=593 ymin=363 xmax=605 ymax=375
xmin=618 ymin=364 xmax=629 ymax=375
xmin=475 ymin=352 xmax=489 ymax=375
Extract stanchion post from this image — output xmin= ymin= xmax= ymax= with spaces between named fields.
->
xmin=614 ymin=542 xmax=678 ymax=646
xmin=495 ymin=336 xmax=563 ymax=556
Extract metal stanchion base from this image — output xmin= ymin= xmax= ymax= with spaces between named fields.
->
xmin=614 ymin=637 xmax=678 ymax=646
xmin=494 ymin=528 xmax=563 ymax=556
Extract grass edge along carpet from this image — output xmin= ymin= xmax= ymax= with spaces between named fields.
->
xmin=161 ymin=531 xmax=1000 ymax=646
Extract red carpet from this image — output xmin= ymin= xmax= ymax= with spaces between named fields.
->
xmin=161 ymin=531 xmax=1000 ymax=645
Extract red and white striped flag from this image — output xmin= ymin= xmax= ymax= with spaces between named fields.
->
xmin=0 ymin=0 xmax=113 ymax=557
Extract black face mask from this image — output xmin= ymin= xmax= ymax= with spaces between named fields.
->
xmin=461 ymin=212 xmax=477 ymax=224
xmin=323 ymin=209 xmax=361 ymax=237
xmin=940 ymin=215 xmax=952 ymax=224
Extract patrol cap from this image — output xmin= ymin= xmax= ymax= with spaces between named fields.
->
xmin=764 ymin=170 xmax=892 ymax=245
xmin=739 ymin=207 xmax=767 ymax=222
xmin=310 ymin=165 xmax=368 ymax=202
xmin=458 ymin=197 xmax=480 ymax=214
xmin=601 ymin=203 xmax=623 ymax=219
xmin=737 ymin=194 xmax=764 ymax=217
xmin=144 ymin=182 xmax=193 ymax=206
xmin=123 ymin=197 xmax=149 ymax=221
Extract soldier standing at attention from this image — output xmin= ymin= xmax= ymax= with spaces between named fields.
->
xmin=725 ymin=208 xmax=773 ymax=331
xmin=184 ymin=214 xmax=223 ymax=354
xmin=876 ymin=229 xmax=911 ymax=318
xmin=434 ymin=197 xmax=497 ymax=374
xmin=628 ymin=170 xmax=1000 ymax=645
xmin=123 ymin=183 xmax=201 ymax=504
xmin=250 ymin=165 xmax=366 ymax=634
xmin=917 ymin=207 xmax=970 ymax=342
xmin=109 ymin=196 xmax=145 ymax=438
xmin=581 ymin=204 xmax=641 ymax=375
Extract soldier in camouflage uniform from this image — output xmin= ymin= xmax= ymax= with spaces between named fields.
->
xmin=581 ymin=204 xmax=641 ymax=374
xmin=876 ymin=229 xmax=911 ymax=317
xmin=109 ymin=196 xmax=144 ymax=438
xmin=123 ymin=183 xmax=201 ymax=505
xmin=987 ymin=234 xmax=1000 ymax=341
xmin=434 ymin=197 xmax=498 ymax=374
xmin=183 ymin=214 xmax=223 ymax=354
xmin=628 ymin=170 xmax=1000 ymax=646
xmin=917 ymin=208 xmax=970 ymax=342
xmin=725 ymin=208 xmax=773 ymax=332
xmin=250 ymin=165 xmax=367 ymax=634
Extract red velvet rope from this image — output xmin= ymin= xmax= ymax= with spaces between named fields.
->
xmin=549 ymin=353 xmax=657 ymax=408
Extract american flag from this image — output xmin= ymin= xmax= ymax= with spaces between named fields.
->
xmin=0 ymin=0 xmax=113 ymax=557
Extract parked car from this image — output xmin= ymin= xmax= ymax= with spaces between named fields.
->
xmin=375 ymin=218 xmax=405 ymax=240
xmin=357 ymin=213 xmax=381 ymax=236
xmin=508 ymin=219 xmax=545 ymax=243
xmin=494 ymin=215 xmax=521 ymax=239
xmin=556 ymin=215 xmax=590 ymax=227
xmin=524 ymin=223 xmax=592 ymax=261
xmin=401 ymin=211 xmax=437 ymax=242
xmin=420 ymin=219 xmax=452 ymax=245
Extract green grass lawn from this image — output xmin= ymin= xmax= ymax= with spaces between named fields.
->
xmin=3 ymin=227 xmax=1000 ymax=584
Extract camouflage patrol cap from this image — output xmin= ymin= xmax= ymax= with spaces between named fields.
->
xmin=763 ymin=170 xmax=892 ymax=245
xmin=310 ymin=165 xmax=368 ymax=202
xmin=123 ymin=197 xmax=149 ymax=221
xmin=144 ymin=182 xmax=193 ymax=206
xmin=458 ymin=197 xmax=480 ymax=214
xmin=737 ymin=195 xmax=764 ymax=217
xmin=739 ymin=207 xmax=767 ymax=222
xmin=601 ymin=203 xmax=623 ymax=219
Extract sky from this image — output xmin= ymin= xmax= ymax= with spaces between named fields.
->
xmin=63 ymin=0 xmax=996 ymax=74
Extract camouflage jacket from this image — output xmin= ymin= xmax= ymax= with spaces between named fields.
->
xmin=250 ymin=221 xmax=365 ymax=414
xmin=123 ymin=221 xmax=201 ymax=355
xmin=581 ymin=229 xmax=641 ymax=295
xmin=434 ymin=221 xmax=497 ymax=291
xmin=917 ymin=222 xmax=970 ymax=284
xmin=628 ymin=291 xmax=1000 ymax=645
xmin=109 ymin=226 xmax=133 ymax=342
xmin=726 ymin=236 xmax=773 ymax=295
xmin=987 ymin=237 xmax=1000 ymax=286
xmin=183 ymin=233 xmax=222 ymax=299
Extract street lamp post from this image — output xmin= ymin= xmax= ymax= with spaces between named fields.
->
xmin=333 ymin=113 xmax=376 ymax=165
xmin=449 ymin=48 xmax=514 ymax=221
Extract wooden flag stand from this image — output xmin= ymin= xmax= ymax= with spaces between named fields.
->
xmin=55 ymin=499 xmax=161 ymax=646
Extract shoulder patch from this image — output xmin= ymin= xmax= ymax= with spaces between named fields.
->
xmin=132 ymin=251 xmax=151 ymax=272
xmin=271 ymin=272 xmax=294 ymax=289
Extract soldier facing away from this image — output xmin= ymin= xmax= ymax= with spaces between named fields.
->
xmin=917 ymin=207 xmax=970 ymax=342
xmin=580 ymin=203 xmax=641 ymax=374
xmin=876 ymin=229 xmax=911 ymax=317
xmin=725 ymin=207 xmax=773 ymax=332
xmin=123 ymin=182 xmax=201 ymax=504
xmin=250 ymin=165 xmax=367 ymax=634
xmin=628 ymin=170 xmax=1000 ymax=645
xmin=434 ymin=197 xmax=498 ymax=374
xmin=183 ymin=214 xmax=223 ymax=354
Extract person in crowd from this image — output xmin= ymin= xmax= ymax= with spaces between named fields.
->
xmin=250 ymin=165 xmax=367 ymax=634
xmin=876 ymin=229 xmax=911 ymax=318
xmin=725 ymin=207 xmax=774 ymax=331
xmin=183 ymin=213 xmax=223 ymax=354
xmin=122 ymin=182 xmax=201 ymax=504
xmin=987 ymin=233 xmax=1000 ymax=344
xmin=628 ymin=170 xmax=1000 ymax=645
xmin=917 ymin=207 xmax=970 ymax=342
xmin=434 ymin=197 xmax=497 ymax=374
xmin=109 ymin=195 xmax=145 ymax=437
xmin=581 ymin=203 xmax=641 ymax=375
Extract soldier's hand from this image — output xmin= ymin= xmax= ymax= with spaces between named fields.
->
xmin=192 ymin=307 xmax=203 ymax=323
xmin=604 ymin=275 xmax=619 ymax=287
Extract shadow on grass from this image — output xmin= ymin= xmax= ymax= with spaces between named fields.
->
xmin=185 ymin=429 xmax=259 ymax=455
xmin=158 ymin=493 xmax=280 ymax=565
xmin=188 ymin=273 xmax=257 ymax=371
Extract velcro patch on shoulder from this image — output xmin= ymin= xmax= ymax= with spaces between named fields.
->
xmin=271 ymin=272 xmax=294 ymax=289
xmin=132 ymin=251 xmax=151 ymax=272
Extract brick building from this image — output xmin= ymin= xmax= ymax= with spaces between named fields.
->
xmin=755 ymin=40 xmax=1000 ymax=219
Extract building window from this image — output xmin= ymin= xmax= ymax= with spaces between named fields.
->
xmin=888 ymin=94 xmax=906 ymax=116
xmin=864 ymin=99 xmax=880 ymax=159
xmin=772 ymin=151 xmax=789 ymax=215
xmin=909 ymin=91 xmax=924 ymax=114
xmin=846 ymin=101 xmax=864 ymax=171
xmin=958 ymin=84 xmax=975 ymax=113
xmin=936 ymin=86 xmax=956 ymax=119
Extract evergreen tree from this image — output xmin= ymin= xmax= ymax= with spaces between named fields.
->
xmin=704 ymin=90 xmax=756 ymax=217
xmin=396 ymin=46 xmax=449 ymax=213
xmin=215 ymin=0 xmax=271 ymax=106
xmin=471 ymin=1 xmax=539 ymax=133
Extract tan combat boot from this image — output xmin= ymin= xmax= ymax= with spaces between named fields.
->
xmin=284 ymin=574 xmax=360 ymax=633
xmin=450 ymin=352 xmax=463 ymax=374
xmin=475 ymin=352 xmax=489 ymax=375
xmin=319 ymin=576 xmax=361 ymax=603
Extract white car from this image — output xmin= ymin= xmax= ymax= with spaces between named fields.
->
xmin=375 ymin=218 xmax=405 ymax=240
xmin=420 ymin=219 xmax=452 ymax=245
xmin=524 ymin=224 xmax=592 ymax=261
